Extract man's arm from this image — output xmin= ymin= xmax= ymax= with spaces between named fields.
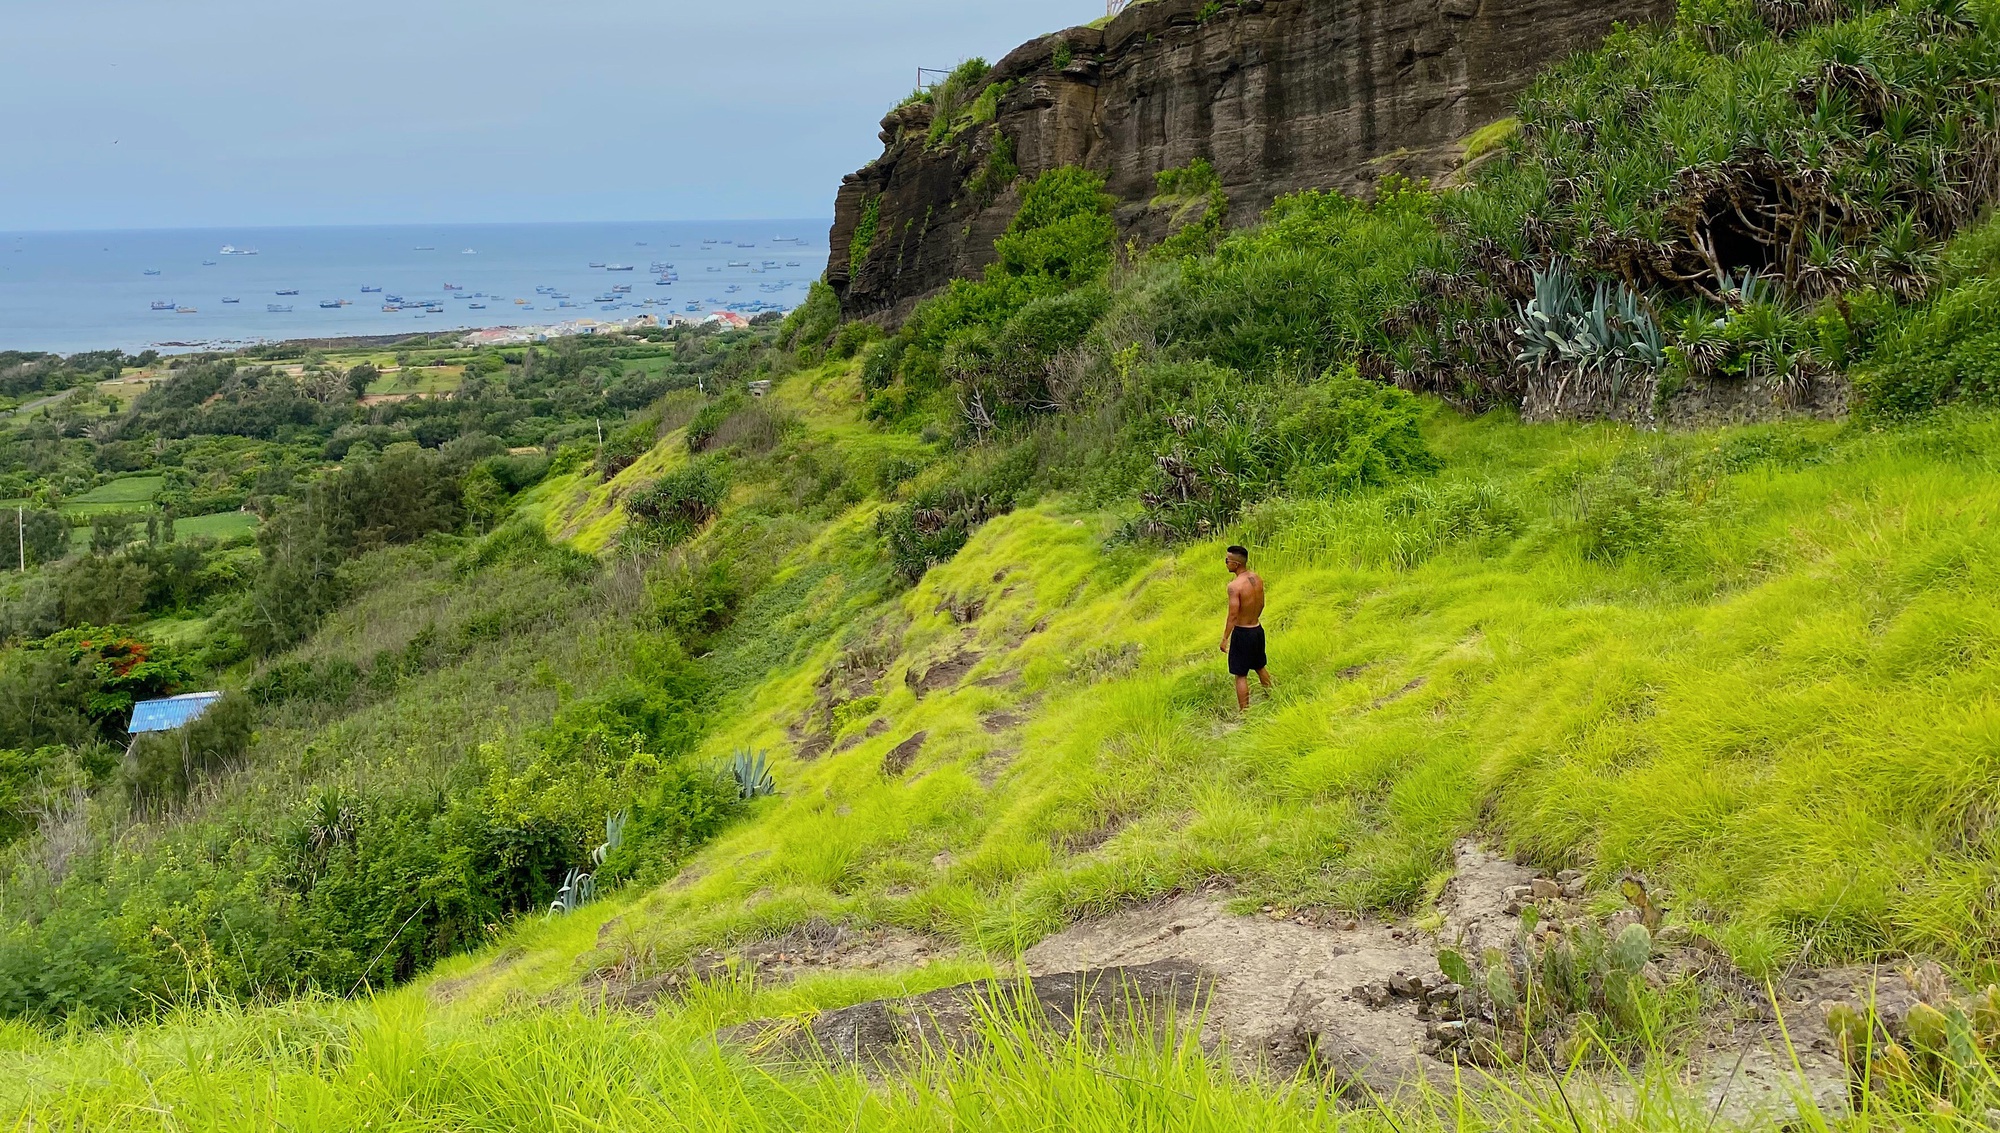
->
xmin=1220 ymin=586 xmax=1241 ymax=653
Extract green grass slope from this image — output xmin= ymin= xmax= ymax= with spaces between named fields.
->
xmin=583 ymin=396 xmax=2000 ymax=984
xmin=13 ymin=378 xmax=2000 ymax=1127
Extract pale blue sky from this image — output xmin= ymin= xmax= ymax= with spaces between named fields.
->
xmin=2 ymin=0 xmax=1089 ymax=231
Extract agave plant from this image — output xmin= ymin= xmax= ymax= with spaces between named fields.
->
xmin=592 ymin=810 xmax=628 ymax=869
xmin=1515 ymin=264 xmax=1669 ymax=400
xmin=546 ymin=867 xmax=596 ymax=918
xmin=731 ymin=749 xmax=776 ymax=800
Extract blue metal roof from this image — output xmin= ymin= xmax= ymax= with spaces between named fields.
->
xmin=129 ymin=692 xmax=223 ymax=735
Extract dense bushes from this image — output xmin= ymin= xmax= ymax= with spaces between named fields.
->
xmin=625 ymin=459 xmax=730 ymax=547
xmin=124 ymin=693 xmax=255 ymax=806
xmin=871 ymin=168 xmax=1117 ymax=424
xmin=1856 ymin=275 xmax=2000 ymax=416
xmin=0 ymin=621 xmax=736 ymax=1022
xmin=242 ymin=445 xmax=466 ymax=654
xmin=1157 ymin=183 xmax=1452 ymax=377
xmin=1125 ymin=364 xmax=1440 ymax=538
xmin=878 ymin=445 xmax=1036 ymax=581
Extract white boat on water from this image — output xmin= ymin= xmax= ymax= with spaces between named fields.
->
xmin=219 ymin=245 xmax=259 ymax=256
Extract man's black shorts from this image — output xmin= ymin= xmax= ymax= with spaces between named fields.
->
xmin=1228 ymin=625 xmax=1267 ymax=678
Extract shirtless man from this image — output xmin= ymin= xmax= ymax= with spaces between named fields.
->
xmin=1219 ymin=545 xmax=1272 ymax=711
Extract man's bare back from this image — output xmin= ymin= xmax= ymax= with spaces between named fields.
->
xmin=1220 ymin=545 xmax=1272 ymax=710
xmin=1228 ymin=572 xmax=1266 ymax=627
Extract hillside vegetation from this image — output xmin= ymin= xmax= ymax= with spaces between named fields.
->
xmin=9 ymin=0 xmax=2000 ymax=1127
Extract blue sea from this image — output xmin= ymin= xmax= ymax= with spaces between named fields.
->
xmin=0 ymin=221 xmax=831 ymax=355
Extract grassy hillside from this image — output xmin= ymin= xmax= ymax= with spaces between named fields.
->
xmin=12 ymin=374 xmax=2000 ymax=1127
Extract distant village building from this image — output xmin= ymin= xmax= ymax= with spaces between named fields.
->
xmin=460 ymin=314 xmax=661 ymax=348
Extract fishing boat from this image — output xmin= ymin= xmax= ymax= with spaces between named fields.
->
xmin=319 ymin=300 xmax=342 ymax=309
xmin=361 ymin=286 xmax=382 ymax=293
xmin=588 ymin=262 xmax=606 ymax=268
xmin=786 ymin=261 xmax=801 ymax=267
xmin=462 ymin=249 xmax=477 ymax=255
xmin=221 ymin=297 xmax=241 ymax=304
xmin=443 ymin=283 xmax=463 ymax=291
xmin=514 ymin=298 xmax=528 ymax=305
xmin=611 ymin=284 xmax=632 ymax=293
xmin=381 ymin=304 xmax=402 ymax=312
xmin=276 ymin=289 xmax=299 ymax=296
xmin=386 ymin=294 xmax=404 ymax=304
xmin=202 ymin=260 xmax=218 ymax=266
xmin=413 ymin=246 xmax=436 ymax=251
xmin=467 ymin=302 xmax=486 ymax=309
xmin=150 ymin=300 xmax=175 ymax=311
xmin=706 ymin=266 xmax=722 ymax=272
xmin=176 ymin=307 xmax=197 ymax=314
xmin=268 ymin=304 xmax=292 ymax=313
xmin=606 ymin=264 xmax=635 ymax=272
xmin=219 ymin=245 xmax=259 ymax=256
xmin=728 ymin=261 xmax=749 ymax=267
xmin=143 ymin=269 xmax=162 ymax=276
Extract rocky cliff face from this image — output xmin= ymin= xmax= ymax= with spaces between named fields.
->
xmin=828 ymin=0 xmax=1674 ymax=323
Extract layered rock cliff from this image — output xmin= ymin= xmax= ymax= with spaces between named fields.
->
xmin=827 ymin=0 xmax=1674 ymax=323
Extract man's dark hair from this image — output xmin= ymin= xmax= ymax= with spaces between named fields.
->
xmin=1226 ymin=545 xmax=1249 ymax=561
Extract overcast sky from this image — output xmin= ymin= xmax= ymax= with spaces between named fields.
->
xmin=2 ymin=0 xmax=1090 ymax=231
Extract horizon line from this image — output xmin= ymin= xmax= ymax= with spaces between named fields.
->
xmin=0 ymin=217 xmax=836 ymax=238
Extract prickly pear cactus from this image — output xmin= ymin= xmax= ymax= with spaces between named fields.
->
xmin=1608 ymin=923 xmax=1651 ymax=975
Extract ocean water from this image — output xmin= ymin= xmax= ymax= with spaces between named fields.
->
xmin=0 ymin=221 xmax=831 ymax=355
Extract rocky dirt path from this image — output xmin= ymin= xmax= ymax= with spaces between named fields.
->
xmin=629 ymin=841 xmax=1917 ymax=1123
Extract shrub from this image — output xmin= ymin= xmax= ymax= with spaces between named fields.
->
xmin=684 ymin=393 xmax=743 ymax=453
xmin=877 ymin=445 xmax=1037 ymax=581
xmin=594 ymin=760 xmax=738 ymax=887
xmin=1855 ymin=276 xmax=2000 ymax=417
xmin=1157 ymin=182 xmax=1450 ymax=377
xmin=647 ymin=552 xmax=743 ymax=651
xmin=782 ymin=281 xmax=841 ymax=358
xmin=624 ymin=459 xmax=730 ymax=547
xmin=596 ymin=415 xmax=658 ymax=477
xmin=1129 ymin=363 xmax=1440 ymax=539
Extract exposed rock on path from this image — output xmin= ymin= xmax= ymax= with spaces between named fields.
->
xmin=693 ymin=841 xmax=1919 ymax=1121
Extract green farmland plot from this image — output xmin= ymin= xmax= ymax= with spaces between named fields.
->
xmin=68 ymin=476 xmax=164 ymax=506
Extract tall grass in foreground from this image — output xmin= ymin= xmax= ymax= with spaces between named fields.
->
xmin=3 ymin=981 xmax=1987 ymax=1132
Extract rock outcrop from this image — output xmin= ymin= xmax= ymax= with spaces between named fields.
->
xmin=827 ymin=0 xmax=1675 ymax=323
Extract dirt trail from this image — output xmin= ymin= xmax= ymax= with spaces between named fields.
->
xmin=678 ymin=841 xmax=1913 ymax=1120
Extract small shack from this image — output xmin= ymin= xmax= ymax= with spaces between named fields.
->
xmin=129 ymin=691 xmax=224 ymax=735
